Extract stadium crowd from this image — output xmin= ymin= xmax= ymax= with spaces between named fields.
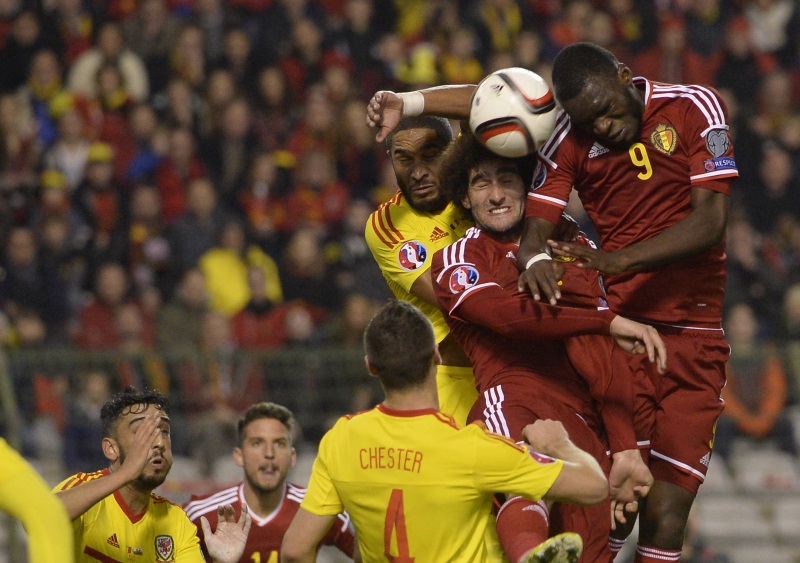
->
xmin=1 ymin=0 xmax=800 ymax=477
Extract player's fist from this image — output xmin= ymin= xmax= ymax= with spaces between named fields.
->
xmin=522 ymin=419 xmax=571 ymax=456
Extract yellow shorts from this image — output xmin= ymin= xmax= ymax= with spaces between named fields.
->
xmin=436 ymin=364 xmax=477 ymax=427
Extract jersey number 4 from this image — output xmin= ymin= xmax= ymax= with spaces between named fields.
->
xmin=384 ymin=489 xmax=415 ymax=562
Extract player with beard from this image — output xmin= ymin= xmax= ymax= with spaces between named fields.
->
xmin=365 ymin=116 xmax=478 ymax=427
xmin=55 ymin=387 xmax=250 ymax=563
xmin=184 ymin=403 xmax=355 ymax=562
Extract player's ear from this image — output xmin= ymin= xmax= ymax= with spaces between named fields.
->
xmin=102 ymin=437 xmax=119 ymax=462
xmin=617 ymin=63 xmax=632 ymax=86
xmin=290 ymin=447 xmax=297 ymax=468
xmin=364 ymin=356 xmax=379 ymax=378
xmin=461 ymin=195 xmax=472 ymax=210
xmin=233 ymin=447 xmax=244 ymax=468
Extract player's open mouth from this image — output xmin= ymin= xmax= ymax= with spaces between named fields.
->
xmin=489 ymin=207 xmax=511 ymax=214
xmin=150 ymin=457 xmax=164 ymax=467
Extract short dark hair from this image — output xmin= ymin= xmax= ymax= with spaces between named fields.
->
xmin=386 ymin=115 xmax=453 ymax=150
xmin=438 ymin=131 xmax=535 ymax=211
xmin=100 ymin=386 xmax=169 ymax=438
xmin=364 ymin=300 xmax=435 ymax=392
xmin=237 ymin=402 xmax=295 ymax=445
xmin=552 ymin=42 xmax=620 ymax=104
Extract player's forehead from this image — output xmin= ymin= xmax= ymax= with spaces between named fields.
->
xmin=469 ymin=158 xmax=520 ymax=181
xmin=391 ymin=127 xmax=446 ymax=154
xmin=119 ymin=403 xmax=168 ymax=427
xmin=242 ymin=417 xmax=291 ymax=441
xmin=564 ymin=79 xmax=623 ymax=123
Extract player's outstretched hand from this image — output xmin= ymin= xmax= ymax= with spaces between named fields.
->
xmin=547 ymin=239 xmax=625 ymax=275
xmin=608 ymin=449 xmax=653 ymax=530
xmin=366 ymin=91 xmax=403 ymax=142
xmin=517 ymin=259 xmax=566 ymax=306
xmin=203 ymin=504 xmax=252 ymax=563
xmin=609 ymin=316 xmax=667 ymax=374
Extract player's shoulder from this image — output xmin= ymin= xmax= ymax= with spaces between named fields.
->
xmin=648 ymin=81 xmax=728 ymax=122
xmin=183 ymin=484 xmax=241 ymax=522
xmin=463 ymin=420 xmax=528 ymax=451
xmin=285 ymin=482 xmax=307 ymax=505
xmin=366 ymin=191 xmax=412 ymax=247
xmin=436 ymin=227 xmax=488 ymax=266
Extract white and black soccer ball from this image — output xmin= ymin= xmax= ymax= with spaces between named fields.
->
xmin=469 ymin=67 xmax=558 ymax=158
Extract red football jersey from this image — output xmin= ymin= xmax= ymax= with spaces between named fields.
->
xmin=528 ymin=78 xmax=738 ymax=325
xmin=432 ymin=227 xmax=617 ymax=418
xmin=184 ymin=482 xmax=354 ymax=562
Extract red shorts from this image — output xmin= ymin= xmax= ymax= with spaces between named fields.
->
xmin=469 ymin=384 xmax=614 ymax=563
xmin=625 ymin=324 xmax=728 ymax=494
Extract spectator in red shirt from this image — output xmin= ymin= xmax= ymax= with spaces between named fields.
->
xmin=154 ymin=127 xmax=207 ymax=224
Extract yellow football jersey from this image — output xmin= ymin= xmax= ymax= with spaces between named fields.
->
xmin=365 ymin=191 xmax=471 ymax=344
xmin=0 ymin=439 xmax=73 ymax=563
xmin=55 ymin=470 xmax=203 ymax=563
xmin=301 ymin=405 xmax=563 ymax=563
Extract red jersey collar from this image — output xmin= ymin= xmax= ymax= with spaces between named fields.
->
xmin=377 ymin=403 xmax=439 ymax=418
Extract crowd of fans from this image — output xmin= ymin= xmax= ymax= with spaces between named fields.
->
xmin=1 ymin=0 xmax=800 ymax=471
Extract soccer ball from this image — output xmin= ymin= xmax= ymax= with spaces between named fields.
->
xmin=469 ymin=67 xmax=558 ymax=158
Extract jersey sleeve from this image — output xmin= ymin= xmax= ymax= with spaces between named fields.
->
xmin=366 ymin=202 xmax=431 ymax=293
xmin=321 ymin=511 xmax=356 ymax=557
xmin=174 ymin=507 xmax=205 ymax=563
xmin=683 ymin=85 xmax=737 ymax=190
xmin=300 ymin=426 xmax=345 ymax=517
xmin=468 ymin=423 xmax=563 ymax=500
xmin=526 ymin=121 xmax=579 ymax=224
xmin=432 ymin=237 xmax=615 ymax=340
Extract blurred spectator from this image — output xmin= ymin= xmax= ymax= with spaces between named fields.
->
xmin=51 ymin=0 xmax=95 ymax=65
xmin=31 ymin=169 xmax=90 ymax=246
xmin=94 ymin=63 xmax=137 ymax=180
xmin=124 ymin=103 xmax=167 ymax=183
xmin=190 ymin=0 xmax=230 ymax=64
xmin=741 ymin=144 xmax=800 ymax=235
xmin=331 ymin=0 xmax=386 ymax=96
xmin=630 ymin=16 xmax=708 ymax=86
xmin=725 ymin=213 xmax=786 ymax=329
xmin=73 ymin=142 xmax=125 ymax=269
xmin=199 ymin=220 xmax=283 ymax=316
xmin=283 ymin=149 xmax=350 ymax=236
xmin=684 ymin=0 xmax=733 ymax=57
xmin=0 ymin=225 xmax=69 ymax=332
xmin=0 ymin=10 xmax=62 ymax=94
xmin=201 ymin=97 xmax=257 ymax=207
xmin=124 ymin=184 xmax=170 ymax=293
xmin=439 ymin=27 xmax=484 ymax=85
xmin=279 ymin=226 xmax=341 ymax=314
xmin=320 ymin=291 xmax=378 ymax=347
xmin=36 ymin=214 xmax=87 ymax=323
xmin=167 ymin=176 xmax=233 ymax=274
xmin=744 ymin=0 xmax=797 ymax=65
xmin=42 ymin=106 xmax=91 ymax=190
xmin=198 ymin=68 xmax=236 ymax=139
xmin=279 ymin=17 xmax=331 ymax=99
xmin=0 ymin=92 xmax=38 ymax=197
xmin=751 ymin=69 xmax=797 ymax=139
xmin=16 ymin=49 xmax=66 ymax=147
xmin=170 ymin=23 xmax=207 ymax=91
xmin=67 ymin=21 xmax=149 ymax=102
xmin=122 ymin=0 xmax=182 ymax=95
xmin=177 ymin=310 xmax=265 ymax=475
xmin=62 ymin=370 xmax=112 ymax=474
xmin=238 ymin=151 xmax=287 ymax=255
xmin=154 ymin=127 xmax=207 ymax=224
xmin=73 ymin=262 xmax=129 ymax=349
xmin=214 ymin=26 xmax=257 ymax=89
xmin=336 ymin=99 xmax=384 ymax=201
xmin=157 ymin=267 xmax=209 ymax=355
xmin=714 ymin=16 xmax=775 ymax=114
xmin=286 ymin=85 xmax=338 ymax=162
xmin=332 ymin=198 xmax=391 ymax=300
xmin=114 ymin=301 xmax=166 ymax=391
xmin=604 ymin=0 xmax=659 ymax=57
xmin=716 ymin=302 xmax=797 ymax=460
xmin=230 ymin=266 xmax=284 ymax=349
xmin=252 ymin=66 xmax=298 ymax=152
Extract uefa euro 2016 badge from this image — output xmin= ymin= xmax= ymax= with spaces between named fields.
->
xmin=155 ymin=535 xmax=175 ymax=562
xmin=449 ymin=265 xmax=479 ymax=293
xmin=398 ymin=240 xmax=427 ymax=271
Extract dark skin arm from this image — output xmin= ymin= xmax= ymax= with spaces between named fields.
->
xmin=366 ymin=86 xmax=476 ymax=142
xmin=519 ymin=188 xmax=729 ymax=303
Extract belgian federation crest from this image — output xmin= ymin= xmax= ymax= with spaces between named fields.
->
xmin=155 ymin=535 xmax=175 ymax=561
xmin=650 ymin=123 xmax=678 ymax=154
xmin=398 ymin=241 xmax=428 ymax=271
xmin=449 ymin=265 xmax=479 ymax=293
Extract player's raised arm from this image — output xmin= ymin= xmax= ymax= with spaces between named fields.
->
xmin=366 ymin=85 xmax=476 ymax=142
